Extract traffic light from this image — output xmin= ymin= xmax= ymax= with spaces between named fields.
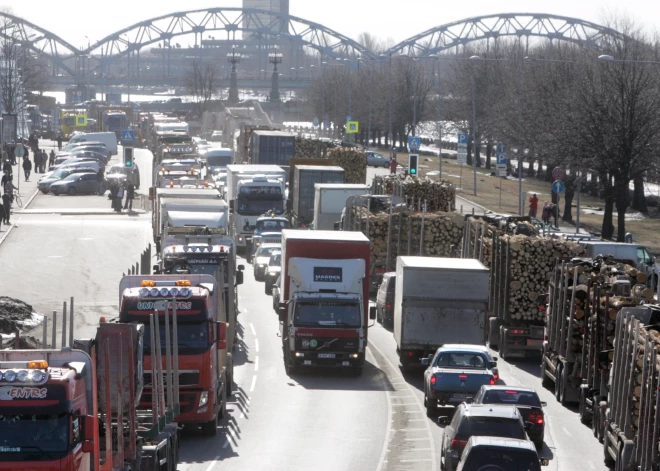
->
xmin=409 ymin=154 xmax=419 ymax=176
xmin=124 ymin=147 xmax=134 ymax=167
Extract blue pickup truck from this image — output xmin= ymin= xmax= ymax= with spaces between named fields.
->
xmin=422 ymin=344 xmax=499 ymax=417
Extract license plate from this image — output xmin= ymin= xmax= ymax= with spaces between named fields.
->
xmin=318 ymin=353 xmax=336 ymax=359
xmin=451 ymin=394 xmax=468 ymax=400
xmin=526 ymin=339 xmax=543 ymax=347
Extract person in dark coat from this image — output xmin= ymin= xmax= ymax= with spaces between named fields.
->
xmin=22 ymin=157 xmax=32 ymax=181
xmin=57 ymin=134 xmax=62 ymax=151
xmin=123 ymin=180 xmax=135 ymax=211
xmin=49 ymin=150 xmax=56 ymax=168
xmin=2 ymin=176 xmax=16 ymax=224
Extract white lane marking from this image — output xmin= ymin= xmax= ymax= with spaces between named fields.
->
xmin=587 ymin=461 xmax=596 ymax=470
xmin=243 ymin=308 xmax=248 ymax=313
xmin=405 ymin=438 xmax=431 ymax=441
xmin=391 ymin=403 xmax=419 ymax=406
xmin=255 ymin=339 xmax=260 ymax=353
xmin=250 ymin=375 xmax=257 ymax=393
xmin=250 ymin=322 xmax=256 ymax=336
xmin=562 ymin=427 xmax=573 ymax=437
xmin=370 ymin=348 xmax=393 ymax=471
xmin=222 ymin=439 xmax=230 ymax=449
xmin=254 ymin=356 xmax=259 ymax=372
xmin=400 ymin=458 xmax=432 ymax=463
xmin=369 ymin=342 xmax=438 ymax=471
xmin=396 ymin=428 xmax=427 ymax=432
xmin=406 ymin=419 xmax=426 ymax=422
xmin=204 ymin=456 xmax=221 ymax=471
xmin=239 ymin=413 xmax=245 ymax=419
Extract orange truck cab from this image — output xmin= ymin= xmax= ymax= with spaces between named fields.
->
xmin=118 ymin=275 xmax=229 ymax=436
xmin=0 ymin=350 xmax=95 ymax=471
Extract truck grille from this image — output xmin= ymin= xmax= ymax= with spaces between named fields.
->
xmin=144 ymin=371 xmax=200 ymax=387
xmin=296 ymin=337 xmax=359 ymax=352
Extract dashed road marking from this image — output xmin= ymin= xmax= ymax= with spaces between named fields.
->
xmin=250 ymin=375 xmax=257 ymax=393
xmin=204 ymin=455 xmax=221 ymax=471
xmin=587 ymin=461 xmax=596 ymax=470
xmin=562 ymin=427 xmax=573 ymax=437
xmin=255 ymin=339 xmax=260 ymax=353
xmin=249 ymin=322 xmax=256 ymax=336
xmin=254 ymin=356 xmax=259 ymax=372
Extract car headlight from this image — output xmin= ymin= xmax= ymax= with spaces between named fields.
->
xmin=198 ymin=391 xmax=209 ymax=407
xmin=268 ymin=271 xmax=278 ymax=276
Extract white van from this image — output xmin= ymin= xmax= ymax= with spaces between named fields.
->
xmin=68 ymin=132 xmax=118 ymax=155
xmin=581 ymin=241 xmax=659 ymax=290
xmin=203 ymin=148 xmax=233 ymax=177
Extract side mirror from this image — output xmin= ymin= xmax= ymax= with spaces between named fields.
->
xmin=541 ymin=402 xmax=548 ymax=407
xmin=369 ymin=306 xmax=377 ymax=320
xmin=236 ymin=271 xmax=244 ymax=286
xmin=489 ymin=361 xmax=498 ymax=369
xmin=278 ymin=305 xmax=286 ymax=323
xmin=540 ymin=458 xmax=550 ymax=466
xmin=421 ymin=358 xmax=429 ymax=366
xmin=491 ymin=356 xmax=498 ymax=362
xmin=465 ymin=397 xmax=474 ymax=404
xmin=152 ymin=264 xmax=160 ymax=274
xmin=238 ymin=264 xmax=245 ymax=271
xmin=217 ymin=322 xmax=227 ymax=350
xmin=437 ymin=416 xmax=449 ymax=426
xmin=81 ymin=415 xmax=96 ymax=452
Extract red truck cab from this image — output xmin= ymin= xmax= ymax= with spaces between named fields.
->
xmin=0 ymin=351 xmax=96 ymax=470
xmin=119 ymin=275 xmax=228 ymax=436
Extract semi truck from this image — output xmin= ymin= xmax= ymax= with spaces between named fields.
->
xmin=393 ymin=257 xmax=489 ymax=370
xmin=278 ymin=230 xmax=376 ymax=376
xmin=313 ymin=183 xmax=370 ymax=230
xmin=119 ymin=275 xmax=231 ymax=436
xmin=0 ymin=318 xmax=181 ymax=470
xmin=248 ymin=130 xmax=296 ymax=165
xmin=226 ymin=165 xmax=287 ymax=253
xmin=291 ymin=165 xmax=345 ymax=228
xmin=602 ymin=306 xmax=660 ymax=471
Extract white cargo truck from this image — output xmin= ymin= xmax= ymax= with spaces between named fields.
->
xmin=393 ymin=257 xmax=489 ymax=370
xmin=313 ymin=183 xmax=371 ymax=231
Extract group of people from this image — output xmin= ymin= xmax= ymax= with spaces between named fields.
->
xmin=108 ymin=179 xmax=135 ymax=213
xmin=528 ymin=193 xmax=559 ymax=228
xmin=22 ymin=150 xmax=55 ymax=181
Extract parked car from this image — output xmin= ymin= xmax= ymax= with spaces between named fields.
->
xmin=440 ymin=403 xmax=528 ymax=471
xmin=471 ymin=385 xmax=546 ymax=448
xmin=38 ymin=167 xmax=99 ymax=194
xmin=456 ymin=436 xmax=548 ymax=471
xmin=252 ymin=244 xmax=281 ymax=281
xmin=366 ymin=151 xmax=390 ymax=168
xmin=49 ymin=172 xmax=100 ymax=195
xmin=264 ymin=252 xmax=282 ymax=295
xmin=376 ymin=272 xmax=396 ymax=326
xmin=70 ymin=149 xmax=109 ymax=164
xmin=272 ymin=276 xmax=281 ymax=313
xmin=106 ymin=164 xmax=140 ymax=189
xmin=52 ymin=156 xmax=105 ymax=170
xmin=44 ymin=160 xmax=103 ymax=177
xmin=422 ymin=344 xmax=499 ymax=417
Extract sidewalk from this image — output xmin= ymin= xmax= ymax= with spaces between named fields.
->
xmin=455 ymin=194 xmax=589 ymax=235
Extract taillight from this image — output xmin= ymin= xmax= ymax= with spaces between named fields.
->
xmin=493 ymin=374 xmax=499 ymax=381
xmin=407 ymin=351 xmax=414 ymax=357
xmin=459 ymin=374 xmax=468 ymax=379
xmin=386 ymin=304 xmax=391 ymax=309
xmin=430 ymin=376 xmax=437 ymax=385
xmin=490 ymin=377 xmax=496 ymax=385
xmin=529 ymin=413 xmax=544 ymax=425
xmin=451 ymin=438 xmax=468 ymax=448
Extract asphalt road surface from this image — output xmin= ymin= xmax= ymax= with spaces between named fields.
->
xmin=0 ymin=154 xmax=612 ymax=470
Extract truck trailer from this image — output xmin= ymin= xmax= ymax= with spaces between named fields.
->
xmin=313 ymin=183 xmax=371 ymax=230
xmin=278 ymin=230 xmax=376 ymax=375
xmin=291 ymin=165 xmax=345 ymax=227
xmin=393 ymin=257 xmax=489 ymax=370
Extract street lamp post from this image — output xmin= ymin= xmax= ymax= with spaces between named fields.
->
xmin=227 ymin=48 xmax=241 ymax=104
xmin=468 ymin=56 xmax=481 ymax=196
xmin=268 ymin=52 xmax=283 ymax=103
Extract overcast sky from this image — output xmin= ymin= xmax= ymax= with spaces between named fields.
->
xmin=7 ymin=0 xmax=657 ymax=49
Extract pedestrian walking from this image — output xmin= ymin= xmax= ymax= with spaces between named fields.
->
xmin=2 ymin=159 xmax=11 ymax=177
xmin=33 ymin=151 xmax=40 ymax=174
xmin=22 ymin=157 xmax=32 ymax=181
xmin=551 ymin=203 xmax=560 ymax=229
xmin=49 ymin=150 xmax=56 ymax=168
xmin=9 ymin=145 xmax=16 ymax=166
xmin=41 ymin=150 xmax=47 ymax=172
xmin=528 ymin=193 xmax=539 ymax=218
xmin=390 ymin=156 xmax=398 ymax=175
xmin=57 ymin=133 xmax=62 ymax=151
xmin=96 ymin=168 xmax=105 ymax=195
xmin=542 ymin=202 xmax=551 ymax=226
xmin=123 ymin=180 xmax=135 ymax=211
xmin=115 ymin=183 xmax=125 ymax=212
xmin=2 ymin=176 xmax=17 ymax=224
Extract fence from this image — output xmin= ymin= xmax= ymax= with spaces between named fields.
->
xmin=123 ymin=244 xmax=152 ymax=277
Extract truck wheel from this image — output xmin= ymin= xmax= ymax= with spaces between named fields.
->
xmin=285 ymin=349 xmax=298 ymax=375
xmin=218 ymin=381 xmax=227 ymax=419
xmin=579 ymin=386 xmax=591 ymax=425
xmin=540 ymin=359 xmax=553 ymax=389
xmin=227 ymin=354 xmax=234 ymax=396
xmin=201 ymin=418 xmax=218 ymax=436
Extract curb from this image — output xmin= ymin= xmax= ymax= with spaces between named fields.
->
xmin=456 ymin=195 xmax=488 ymax=214
xmin=12 ymin=210 xmax=147 ymax=216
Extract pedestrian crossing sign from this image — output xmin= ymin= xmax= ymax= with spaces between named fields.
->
xmin=75 ymin=115 xmax=87 ymax=127
xmin=346 ymin=121 xmax=359 ymax=134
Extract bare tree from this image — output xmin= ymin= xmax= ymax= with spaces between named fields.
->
xmin=185 ymin=59 xmax=221 ymax=113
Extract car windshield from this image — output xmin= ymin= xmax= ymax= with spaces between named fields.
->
xmin=165 ymin=258 xmax=229 ymax=281
xmin=49 ymin=169 xmax=75 ymax=179
xmin=294 ymin=301 xmax=361 ymax=327
xmin=207 ymin=155 xmax=232 ymax=167
xmin=269 ymin=254 xmax=282 ymax=267
xmin=255 ymin=220 xmax=289 ymax=232
xmin=436 ymin=352 xmax=487 ymax=368
xmin=481 ymin=390 xmax=542 ymax=407
xmin=460 ymin=417 xmax=526 ymax=440
xmin=108 ymin=166 xmax=127 ymax=174
xmin=0 ymin=412 xmax=69 ymax=454
xmin=143 ymin=322 xmax=210 ymax=354
xmin=257 ymin=247 xmax=280 ymax=258
xmin=463 ymin=447 xmax=540 ymax=471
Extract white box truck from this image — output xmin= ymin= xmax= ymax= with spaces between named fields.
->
xmin=313 ymin=183 xmax=370 ymax=230
xmin=394 ymin=257 xmax=489 ymax=370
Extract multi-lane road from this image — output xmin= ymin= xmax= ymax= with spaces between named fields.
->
xmin=0 ymin=147 xmax=611 ymax=470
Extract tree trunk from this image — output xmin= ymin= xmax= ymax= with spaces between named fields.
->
xmin=631 ymin=175 xmax=648 ymax=214
xmin=475 ymin=137 xmax=482 ymax=167
xmin=527 ymin=159 xmax=535 ymax=177
xmin=536 ymin=159 xmax=543 ymax=178
xmin=545 ymin=165 xmax=553 ymax=183
xmin=615 ymin=176 xmax=630 ymax=242
xmin=601 ymin=173 xmax=615 ymax=240
xmin=563 ymin=175 xmax=575 ymax=222
xmin=485 ymin=139 xmax=492 ymax=169
xmin=466 ymin=135 xmax=473 ymax=166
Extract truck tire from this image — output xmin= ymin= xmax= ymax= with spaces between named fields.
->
xmin=201 ymin=417 xmax=218 ymax=436
xmin=579 ymin=386 xmax=591 ymax=425
xmin=540 ymin=358 xmax=553 ymax=389
xmin=218 ymin=380 xmax=227 ymax=419
xmin=425 ymin=387 xmax=439 ymax=418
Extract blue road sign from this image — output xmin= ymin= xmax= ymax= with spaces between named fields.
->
xmin=408 ymin=136 xmax=421 ymax=151
xmin=121 ymin=130 xmax=134 ymax=143
xmin=496 ymin=153 xmax=508 ymax=165
xmin=496 ymin=142 xmax=507 ymax=153
xmin=457 ymin=133 xmax=469 ymax=145
xmin=552 ymin=180 xmax=566 ymax=194
xmin=346 ymin=115 xmax=352 ymax=123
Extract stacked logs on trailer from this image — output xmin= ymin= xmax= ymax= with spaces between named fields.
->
xmin=292 ymin=137 xmax=367 ymax=184
xmin=372 ymin=174 xmax=455 ymax=212
xmin=347 ymin=204 xmax=465 ymax=271
xmin=631 ymin=324 xmax=660 ymax=430
xmin=553 ymin=256 xmax=656 ymax=382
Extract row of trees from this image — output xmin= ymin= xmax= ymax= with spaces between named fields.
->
xmin=306 ymin=21 xmax=660 ymax=242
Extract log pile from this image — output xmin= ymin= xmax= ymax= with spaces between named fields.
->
xmin=292 ymin=137 xmax=367 ymax=184
xmin=631 ymin=325 xmax=660 ymax=429
xmin=373 ymin=174 xmax=455 ymax=212
xmin=346 ymin=207 xmax=465 ymax=271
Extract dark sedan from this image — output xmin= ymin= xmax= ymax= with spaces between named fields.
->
xmin=50 ymin=172 xmax=100 ymax=195
xmin=471 ymin=385 xmax=546 ymax=448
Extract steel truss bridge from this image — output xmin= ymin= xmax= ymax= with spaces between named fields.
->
xmin=2 ymin=10 xmax=623 ymax=93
